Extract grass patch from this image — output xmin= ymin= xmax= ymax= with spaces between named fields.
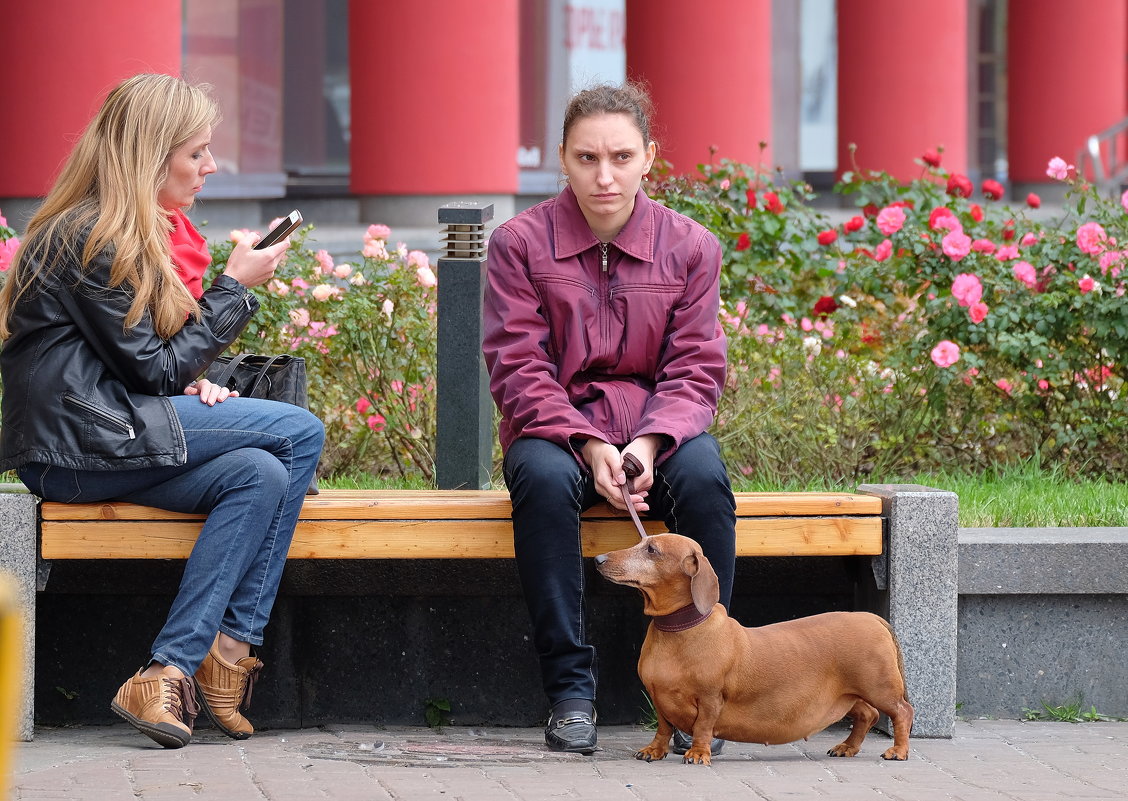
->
xmin=731 ymin=458 xmax=1128 ymax=528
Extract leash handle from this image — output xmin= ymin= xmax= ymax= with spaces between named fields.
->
xmin=618 ymin=453 xmax=648 ymax=540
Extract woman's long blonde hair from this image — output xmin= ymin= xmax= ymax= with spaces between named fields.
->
xmin=0 ymin=73 xmax=221 ymax=340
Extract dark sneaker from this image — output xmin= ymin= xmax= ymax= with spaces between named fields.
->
xmin=671 ymin=727 xmax=725 ymax=756
xmin=544 ymin=700 xmax=598 ymax=754
xmin=110 ymin=670 xmax=198 ymax=748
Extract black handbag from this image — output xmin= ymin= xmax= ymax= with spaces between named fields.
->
xmin=205 ymin=353 xmax=319 ymax=494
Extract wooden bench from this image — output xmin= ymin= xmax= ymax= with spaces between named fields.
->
xmin=38 ymin=489 xmax=884 ymax=560
xmin=5 ymin=482 xmax=959 ymax=741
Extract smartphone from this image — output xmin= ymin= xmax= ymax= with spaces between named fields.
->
xmin=254 ymin=210 xmax=303 ymax=249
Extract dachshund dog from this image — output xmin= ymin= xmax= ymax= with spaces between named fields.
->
xmin=595 ymin=533 xmax=913 ymax=765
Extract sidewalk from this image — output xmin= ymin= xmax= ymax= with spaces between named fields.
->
xmin=10 ymin=719 xmax=1128 ymax=800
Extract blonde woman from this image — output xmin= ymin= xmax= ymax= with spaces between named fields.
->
xmin=0 ymin=74 xmax=324 ymax=748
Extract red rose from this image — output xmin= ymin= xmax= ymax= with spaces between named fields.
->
xmin=946 ymin=174 xmax=973 ymax=198
xmin=817 ymin=229 xmax=838 ymax=246
xmin=922 ymin=149 xmax=942 ymax=168
xmin=890 ymin=199 xmax=915 ymax=210
xmin=969 ymin=203 xmax=984 ymax=222
xmin=764 ymin=191 xmax=785 ymax=214
xmin=736 ymin=232 xmax=751 ymax=251
xmin=844 ymin=215 xmax=865 ymax=233
xmin=746 ymin=189 xmax=757 ymax=209
xmin=982 ymin=179 xmax=1004 ymax=200
xmin=1026 ymin=193 xmax=1041 ymax=209
xmin=812 ymin=296 xmax=839 ymax=317
xmin=862 ymin=204 xmax=879 ymax=218
xmin=1002 ymin=219 xmax=1015 ymax=241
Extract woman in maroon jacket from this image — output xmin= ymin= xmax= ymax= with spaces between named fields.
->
xmin=482 ymin=83 xmax=736 ymax=755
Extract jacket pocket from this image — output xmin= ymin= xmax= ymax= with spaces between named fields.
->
xmin=62 ymin=392 xmax=136 ymax=440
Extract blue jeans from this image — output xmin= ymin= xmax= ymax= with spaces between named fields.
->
xmin=503 ymin=433 xmax=736 ymax=707
xmin=18 ymin=396 xmax=324 ymax=675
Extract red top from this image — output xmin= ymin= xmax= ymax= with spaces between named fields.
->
xmin=168 ymin=209 xmax=210 ymax=299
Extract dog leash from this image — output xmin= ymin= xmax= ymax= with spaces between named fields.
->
xmin=618 ymin=453 xmax=649 ymax=541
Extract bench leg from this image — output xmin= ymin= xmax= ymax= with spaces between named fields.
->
xmin=858 ymin=483 xmax=958 ymax=739
xmin=0 ymin=485 xmax=37 ymax=741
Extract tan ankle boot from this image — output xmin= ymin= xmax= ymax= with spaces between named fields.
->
xmin=194 ymin=639 xmax=263 ymax=739
xmin=110 ymin=670 xmax=198 ymax=748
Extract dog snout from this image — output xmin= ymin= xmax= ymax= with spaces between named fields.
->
xmin=594 ymin=553 xmax=609 ymax=566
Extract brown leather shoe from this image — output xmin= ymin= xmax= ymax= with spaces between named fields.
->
xmin=194 ymin=638 xmax=263 ymax=739
xmin=110 ymin=670 xmax=198 ymax=748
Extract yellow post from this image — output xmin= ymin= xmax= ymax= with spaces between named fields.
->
xmin=0 ymin=574 xmax=23 ymax=796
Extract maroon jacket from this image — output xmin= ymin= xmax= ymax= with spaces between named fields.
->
xmin=482 ymin=186 xmax=726 ymax=464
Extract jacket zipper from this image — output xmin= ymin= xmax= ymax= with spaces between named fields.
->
xmin=213 ymin=294 xmax=252 ymax=339
xmin=62 ymin=393 xmax=136 ymax=439
xmin=600 ymin=243 xmax=609 ymax=272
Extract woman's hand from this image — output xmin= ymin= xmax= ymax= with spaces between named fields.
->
xmin=581 ymin=438 xmax=649 ymax=512
xmin=184 ymin=378 xmax=239 ymax=405
xmin=620 ymin=434 xmax=663 ymax=494
xmin=221 ymin=235 xmax=290 ymax=288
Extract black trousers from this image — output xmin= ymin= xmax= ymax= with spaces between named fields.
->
xmin=503 ymin=433 xmax=736 ymax=708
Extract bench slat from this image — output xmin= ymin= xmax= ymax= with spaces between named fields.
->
xmin=39 ymin=490 xmax=883 ymax=521
xmin=40 ymin=516 xmax=881 ymax=559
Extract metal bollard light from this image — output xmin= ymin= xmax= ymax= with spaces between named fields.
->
xmin=435 ymin=202 xmax=495 ymax=489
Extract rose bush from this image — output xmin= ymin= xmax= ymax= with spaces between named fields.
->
xmin=209 ymin=222 xmax=438 ymax=479
xmin=650 ymin=147 xmax=1128 ymax=480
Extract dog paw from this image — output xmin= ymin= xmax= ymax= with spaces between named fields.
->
xmin=827 ymin=743 xmax=860 ymax=757
xmin=682 ymin=747 xmax=712 ymax=766
xmin=634 ymin=747 xmax=667 ymax=762
xmin=880 ymin=747 xmax=909 ymax=761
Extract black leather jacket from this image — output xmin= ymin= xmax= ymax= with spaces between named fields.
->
xmin=0 ymin=233 xmax=258 ymax=471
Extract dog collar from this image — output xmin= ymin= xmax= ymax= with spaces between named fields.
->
xmin=653 ymin=603 xmax=712 ymax=632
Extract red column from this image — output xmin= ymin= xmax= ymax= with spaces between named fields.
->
xmin=837 ymin=1 xmax=969 ymax=181
xmin=626 ymin=0 xmax=772 ymax=172
xmin=349 ymin=0 xmax=519 ymax=195
xmin=0 ymin=1 xmax=182 ymax=198
xmin=1008 ymin=0 xmax=1127 ymax=185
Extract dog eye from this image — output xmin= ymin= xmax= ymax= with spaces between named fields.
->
xmin=646 ymin=543 xmax=657 ymax=555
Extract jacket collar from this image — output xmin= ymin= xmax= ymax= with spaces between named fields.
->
xmin=552 ymin=185 xmax=655 ymax=263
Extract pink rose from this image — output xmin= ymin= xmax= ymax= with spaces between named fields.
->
xmin=416 ymin=266 xmax=438 ymax=287
xmin=995 ymin=379 xmax=1013 ymax=395
xmin=876 ymin=205 xmax=906 ymax=236
xmin=1046 ymin=156 xmax=1073 ymax=181
xmin=930 ymin=340 xmax=961 ymax=368
xmin=719 ymin=179 xmax=731 ymax=191
xmin=366 ymin=413 xmax=387 ymax=432
xmin=1078 ymin=274 xmax=1096 ymax=293
xmin=942 ymin=230 xmax=972 ymax=261
xmin=333 ymin=263 xmax=353 ymax=279
xmin=995 ymin=245 xmax=1020 ymax=261
xmin=407 ymin=250 xmax=430 ymax=269
xmin=356 ymin=396 xmax=372 ymax=414
xmin=874 ymin=239 xmax=892 ymax=262
xmin=311 ymin=283 xmax=335 ymax=301
xmin=365 ymin=224 xmax=392 ymax=242
xmin=363 ymin=239 xmax=389 ymax=260
xmin=1012 ymin=260 xmax=1037 ymax=288
xmin=971 ymin=239 xmax=997 ymax=254
xmin=951 ymin=273 xmax=983 ymax=307
xmin=1076 ymin=221 xmax=1107 ymax=255
xmin=0 ymin=236 xmax=20 ymax=272
xmin=315 ymin=249 xmax=334 ymax=275
xmin=288 ymin=307 xmax=311 ymax=327
xmin=968 ymin=301 xmax=989 ymax=323
xmin=1020 ymin=232 xmax=1038 ymax=246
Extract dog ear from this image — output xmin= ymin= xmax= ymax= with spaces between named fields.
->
xmin=683 ymin=552 xmax=720 ymax=615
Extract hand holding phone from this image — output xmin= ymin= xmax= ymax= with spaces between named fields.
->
xmin=254 ymin=210 xmax=303 ymax=250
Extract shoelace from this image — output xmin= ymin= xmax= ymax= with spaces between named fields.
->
xmin=240 ymin=660 xmax=263 ymax=712
xmin=162 ymin=675 xmax=200 ymax=729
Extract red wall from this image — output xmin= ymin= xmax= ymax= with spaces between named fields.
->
xmin=0 ymin=1 xmax=182 ymax=197
xmin=348 ymin=0 xmax=519 ymax=195
xmin=837 ymin=0 xmax=969 ymax=181
xmin=626 ymin=0 xmax=772 ymax=172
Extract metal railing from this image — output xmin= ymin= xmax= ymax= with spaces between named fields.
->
xmin=1077 ymin=115 xmax=1128 ymax=195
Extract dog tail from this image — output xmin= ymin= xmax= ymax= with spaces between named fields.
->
xmin=879 ymin=617 xmax=910 ymax=702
